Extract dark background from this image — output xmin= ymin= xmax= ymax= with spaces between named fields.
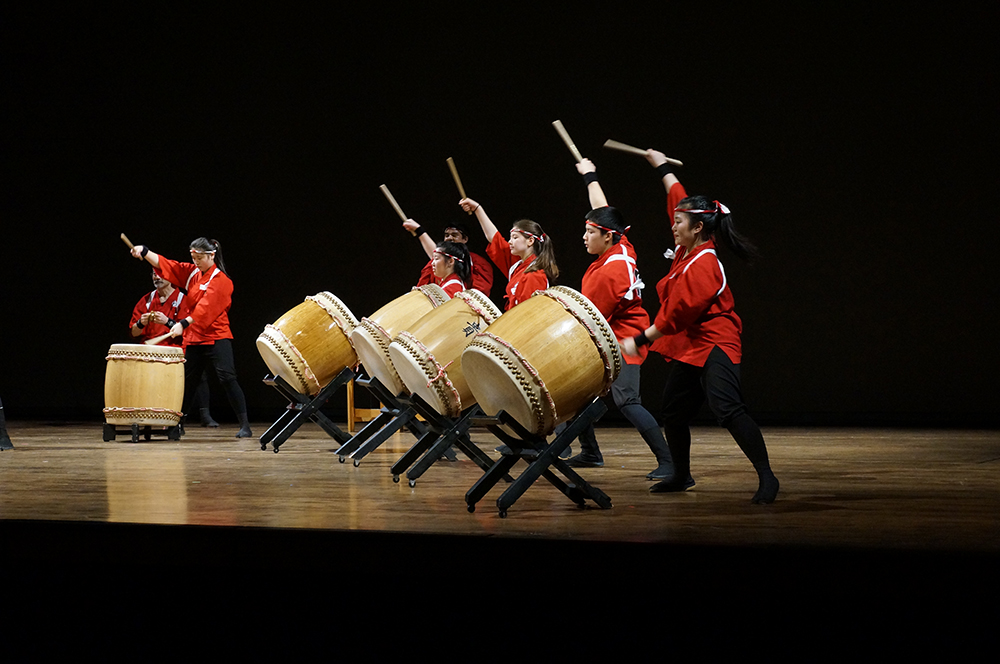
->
xmin=3 ymin=5 xmax=997 ymax=426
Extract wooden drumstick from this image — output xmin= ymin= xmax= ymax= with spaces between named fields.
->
xmin=380 ymin=184 xmax=416 ymax=236
xmin=144 ymin=331 xmax=174 ymax=346
xmin=552 ymin=120 xmax=583 ymax=163
xmin=121 ymin=233 xmax=135 ymax=249
xmin=603 ymin=139 xmax=683 ymax=167
xmin=446 ymin=157 xmax=472 ymax=216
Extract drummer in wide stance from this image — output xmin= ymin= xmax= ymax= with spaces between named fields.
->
xmin=401 ymin=219 xmax=473 ymax=298
xmin=130 ymin=238 xmax=252 ymax=438
xmin=128 ymin=271 xmax=219 ymax=428
xmin=621 ymin=150 xmax=779 ymax=504
xmin=565 ymin=157 xmax=689 ymax=483
xmin=458 ymin=198 xmax=558 ymax=310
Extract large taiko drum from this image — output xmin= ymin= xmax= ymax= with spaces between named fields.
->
xmin=104 ymin=343 xmax=185 ymax=427
xmin=461 ymin=286 xmax=622 ymax=436
xmin=256 ymin=292 xmax=359 ymax=395
xmin=388 ymin=289 xmax=503 ymax=418
xmin=350 ymin=284 xmax=449 ymax=395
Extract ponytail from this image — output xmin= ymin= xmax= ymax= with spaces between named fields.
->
xmin=677 ymin=196 xmax=759 ymax=263
xmin=513 ymin=219 xmax=559 ymax=283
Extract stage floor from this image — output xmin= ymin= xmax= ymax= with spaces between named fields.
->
xmin=2 ymin=421 xmax=998 ymax=552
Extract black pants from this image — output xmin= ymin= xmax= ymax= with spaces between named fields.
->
xmin=659 ymin=346 xmax=770 ymax=476
xmin=183 ymin=339 xmax=248 ymax=419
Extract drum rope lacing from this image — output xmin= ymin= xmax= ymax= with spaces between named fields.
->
xmin=261 ymin=324 xmax=319 ymax=393
xmin=541 ymin=287 xmax=622 ymax=395
xmin=394 ymin=332 xmax=462 ymax=417
xmin=106 ymin=351 xmax=186 ymax=364
xmin=103 ymin=406 xmax=184 ymax=421
xmin=306 ymin=292 xmax=359 ymax=337
xmin=358 ymin=317 xmax=404 ymax=387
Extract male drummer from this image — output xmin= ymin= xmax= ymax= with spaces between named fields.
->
xmin=128 ymin=272 xmax=219 ymax=428
xmin=404 ymin=221 xmax=495 ymax=296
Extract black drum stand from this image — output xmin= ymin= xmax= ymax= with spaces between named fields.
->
xmin=259 ymin=367 xmax=355 ymax=453
xmin=103 ymin=422 xmax=181 ymax=443
xmin=465 ymin=398 xmax=613 ymax=518
xmin=332 ymin=375 xmax=428 ymax=466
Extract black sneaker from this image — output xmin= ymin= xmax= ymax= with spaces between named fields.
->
xmin=566 ymin=453 xmax=604 ymax=468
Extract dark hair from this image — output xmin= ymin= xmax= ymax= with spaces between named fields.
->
xmin=512 ymin=219 xmax=559 ymax=283
xmin=585 ymin=206 xmax=627 ymax=243
xmin=189 ymin=237 xmax=229 ymax=275
xmin=677 ymin=196 xmax=759 ymax=262
xmin=443 ymin=222 xmax=471 ymax=241
xmin=436 ymin=240 xmax=471 ymax=285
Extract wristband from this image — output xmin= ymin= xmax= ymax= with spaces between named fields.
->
xmin=180 ymin=318 xmax=191 ymax=329
xmin=412 ymin=225 xmax=426 ymax=238
xmin=655 ymin=163 xmax=673 ymax=179
xmin=582 ymin=172 xmax=599 ymax=186
xmin=632 ymin=331 xmax=651 ymax=348
xmin=141 ymin=246 xmax=149 ymax=258
xmin=136 ymin=321 xmax=145 ymax=329
xmin=165 ymin=318 xmax=176 ymax=328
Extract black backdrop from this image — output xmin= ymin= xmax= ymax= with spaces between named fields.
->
xmin=3 ymin=5 xmax=997 ymax=426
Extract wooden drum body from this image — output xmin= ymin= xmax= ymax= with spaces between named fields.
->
xmin=388 ymin=289 xmax=502 ymax=418
xmin=256 ymin=292 xmax=359 ymax=395
xmin=350 ymin=285 xmax=448 ymax=395
xmin=461 ymin=286 xmax=622 ymax=436
xmin=104 ymin=343 xmax=186 ymax=427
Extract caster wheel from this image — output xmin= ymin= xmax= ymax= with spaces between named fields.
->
xmin=130 ymin=424 xmax=140 ymax=443
xmin=467 ymin=505 xmax=475 ymax=513
xmin=260 ymin=443 xmax=267 ymax=451
xmin=339 ymin=456 xmax=345 ymax=463
xmin=273 ymin=448 xmax=279 ymax=454
xmin=353 ymin=459 xmax=360 ymax=467
xmin=408 ymin=479 xmax=416 ymax=488
xmin=498 ymin=510 xmax=507 ymax=519
xmin=393 ymin=475 xmax=399 ymax=483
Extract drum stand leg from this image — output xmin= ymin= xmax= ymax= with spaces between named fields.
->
xmin=102 ymin=421 xmax=182 ymax=442
xmin=464 ymin=399 xmax=613 ymax=517
xmin=332 ymin=376 xmax=428 ymax=466
xmin=260 ymin=368 xmax=355 ymax=453
xmin=389 ymin=398 xmax=499 ymax=487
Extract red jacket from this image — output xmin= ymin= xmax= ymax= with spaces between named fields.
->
xmin=650 ymin=182 xmax=742 ymax=366
xmin=417 ymin=251 xmax=493 ymax=295
xmin=129 ymin=288 xmax=183 ymax=346
xmin=485 ymin=232 xmax=549 ymax=310
xmin=437 ymin=275 xmax=466 ymax=298
xmin=155 ymin=257 xmax=235 ymax=345
xmin=581 ymin=236 xmax=650 ymax=365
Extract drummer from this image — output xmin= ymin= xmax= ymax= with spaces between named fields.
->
xmin=128 ymin=271 xmax=219 ymax=428
xmin=404 ymin=220 xmax=494 ymax=296
xmin=130 ymin=238 xmax=252 ymax=439
xmin=401 ymin=219 xmax=473 ymax=297
xmin=458 ymin=198 xmax=558 ymax=310
xmin=563 ymin=157 xmax=689 ymax=483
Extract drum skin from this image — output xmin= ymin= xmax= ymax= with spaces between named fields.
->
xmin=104 ymin=343 xmax=185 ymax=426
xmin=388 ymin=289 xmax=502 ymax=417
xmin=256 ymin=292 xmax=359 ymax=395
xmin=461 ymin=286 xmax=622 ymax=436
xmin=350 ymin=284 xmax=449 ymax=395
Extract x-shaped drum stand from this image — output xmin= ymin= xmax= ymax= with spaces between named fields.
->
xmin=332 ymin=375 xmax=428 ymax=466
xmin=259 ymin=367 xmax=355 ymax=452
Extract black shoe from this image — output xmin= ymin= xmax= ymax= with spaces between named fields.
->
xmin=647 ymin=463 xmax=674 ymax=480
xmin=236 ymin=425 xmax=253 ymax=438
xmin=566 ymin=453 xmax=604 ymax=468
xmin=649 ymin=475 xmax=696 ymax=493
xmin=200 ymin=409 xmax=220 ymax=428
xmin=559 ymin=445 xmax=572 ymax=459
xmin=0 ymin=434 xmax=12 ymax=451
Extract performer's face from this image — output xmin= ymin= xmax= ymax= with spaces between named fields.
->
xmin=431 ymin=251 xmax=454 ymax=279
xmin=672 ymin=210 xmax=702 ymax=250
xmin=190 ymin=249 xmax=215 ymax=271
xmin=443 ymin=228 xmax=467 ymax=244
xmin=151 ymin=273 xmax=169 ymax=290
xmin=583 ymin=224 xmax=611 ymax=255
xmin=508 ymin=230 xmax=534 ymax=258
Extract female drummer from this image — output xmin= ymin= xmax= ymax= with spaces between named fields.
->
xmin=458 ymin=198 xmax=558 ymax=310
xmin=401 ymin=219 xmax=471 ymax=297
xmin=566 ymin=157 xmax=686 ymax=482
xmin=621 ymin=150 xmax=779 ymax=504
xmin=130 ymin=237 xmax=253 ymax=439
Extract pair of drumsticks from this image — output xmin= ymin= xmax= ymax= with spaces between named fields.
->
xmin=120 ymin=233 xmax=176 ymax=346
xmin=381 ymin=122 xmax=682 ymax=227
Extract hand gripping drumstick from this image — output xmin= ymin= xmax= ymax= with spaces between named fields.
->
xmin=380 ymin=184 xmax=416 ymax=236
xmin=144 ymin=331 xmax=174 ymax=346
xmin=603 ymin=139 xmax=684 ymax=167
xmin=446 ymin=157 xmax=472 ymax=215
xmin=120 ymin=233 xmax=135 ymax=249
xmin=552 ymin=120 xmax=584 ymax=163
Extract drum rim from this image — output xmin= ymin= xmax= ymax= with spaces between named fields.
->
xmin=390 ymin=332 xmax=463 ymax=418
xmin=308 ymin=291 xmax=360 ymax=337
xmin=257 ymin=325 xmax=319 ymax=394
xmin=537 ymin=285 xmax=622 ymax=393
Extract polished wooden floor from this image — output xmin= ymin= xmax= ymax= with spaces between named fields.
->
xmin=2 ymin=421 xmax=998 ymax=551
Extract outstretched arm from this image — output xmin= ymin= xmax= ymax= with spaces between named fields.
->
xmin=130 ymin=245 xmax=161 ymax=269
xmin=459 ymin=198 xmax=499 ymax=242
xmin=646 ymin=149 xmax=680 ymax=193
xmin=402 ymin=218 xmax=437 ymax=260
xmin=576 ymin=158 xmax=608 ymax=209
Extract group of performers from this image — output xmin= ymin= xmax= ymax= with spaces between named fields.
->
xmin=118 ymin=146 xmax=778 ymax=504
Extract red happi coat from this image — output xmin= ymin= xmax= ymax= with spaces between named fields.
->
xmin=581 ymin=235 xmax=650 ymax=366
xmin=155 ymin=257 xmax=235 ymax=346
xmin=129 ymin=288 xmax=183 ymax=346
xmin=485 ymin=232 xmax=549 ymax=310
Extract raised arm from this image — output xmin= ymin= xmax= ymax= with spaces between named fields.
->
xmin=576 ymin=158 xmax=608 ymax=209
xmin=459 ymin=198 xmax=499 ymax=242
xmin=130 ymin=244 xmax=161 ymax=269
xmin=646 ymin=149 xmax=680 ymax=193
xmin=402 ymin=218 xmax=437 ymax=261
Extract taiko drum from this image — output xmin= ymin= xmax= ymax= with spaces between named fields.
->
xmin=104 ymin=343 xmax=185 ymax=427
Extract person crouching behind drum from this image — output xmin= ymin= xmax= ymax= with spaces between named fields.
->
xmin=459 ymin=198 xmax=558 ymax=311
xmin=128 ymin=271 xmax=220 ymax=428
xmin=130 ymin=237 xmax=252 ymax=438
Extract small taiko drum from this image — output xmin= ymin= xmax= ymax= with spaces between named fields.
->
xmin=350 ymin=284 xmax=449 ymax=395
xmin=461 ymin=286 xmax=622 ymax=436
xmin=388 ymin=289 xmax=503 ymax=418
xmin=256 ymin=292 xmax=359 ymax=395
xmin=104 ymin=343 xmax=185 ymax=427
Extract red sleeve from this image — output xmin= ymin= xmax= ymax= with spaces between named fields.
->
xmin=583 ymin=266 xmax=627 ymax=321
xmin=190 ymin=274 xmax=233 ymax=328
xmin=416 ymin=260 xmax=434 ymax=286
xmin=155 ymin=256 xmax=197 ymax=290
xmin=512 ymin=269 xmax=549 ymax=308
xmin=667 ymin=180 xmax=687 ymax=220
xmin=485 ymin=232 xmax=516 ymax=276
xmin=129 ymin=296 xmax=145 ymax=330
xmin=470 ymin=252 xmax=493 ymax=294
xmin=653 ymin=258 xmax=724 ymax=335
